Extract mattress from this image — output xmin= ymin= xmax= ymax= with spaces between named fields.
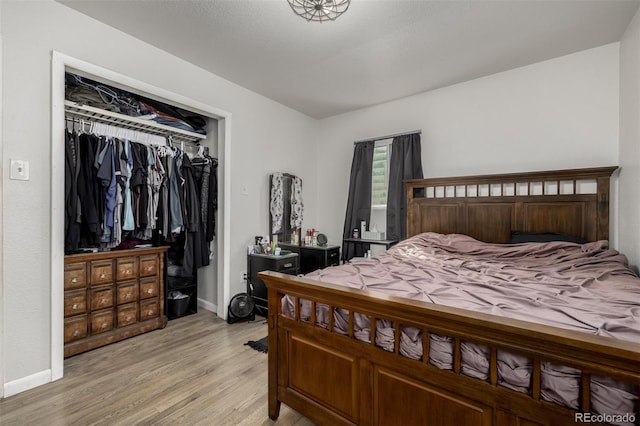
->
xmin=283 ymin=232 xmax=640 ymax=424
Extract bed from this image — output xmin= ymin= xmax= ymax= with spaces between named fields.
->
xmin=259 ymin=166 xmax=640 ymax=426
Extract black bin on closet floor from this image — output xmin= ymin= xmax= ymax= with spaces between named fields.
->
xmin=168 ymin=293 xmax=191 ymax=318
xmin=166 ymin=275 xmax=197 ymax=320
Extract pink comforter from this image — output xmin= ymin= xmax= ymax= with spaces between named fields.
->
xmin=284 ymin=233 xmax=640 ymax=423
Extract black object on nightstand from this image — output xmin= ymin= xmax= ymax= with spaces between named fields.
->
xmin=279 ymin=243 xmax=340 ymax=274
xmin=247 ymin=252 xmax=299 ymax=317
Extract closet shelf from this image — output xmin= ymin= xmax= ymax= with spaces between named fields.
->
xmin=64 ymin=100 xmax=206 ymax=143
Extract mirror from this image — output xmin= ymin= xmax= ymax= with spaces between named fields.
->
xmin=269 ymin=173 xmax=303 ymax=245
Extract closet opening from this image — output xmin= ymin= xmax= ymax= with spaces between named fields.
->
xmin=51 ymin=52 xmax=232 ymax=381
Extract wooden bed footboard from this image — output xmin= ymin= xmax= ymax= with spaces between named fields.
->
xmin=261 ymin=271 xmax=640 ymax=426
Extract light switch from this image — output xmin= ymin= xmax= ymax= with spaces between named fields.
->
xmin=10 ymin=159 xmax=29 ymax=181
xmin=241 ymin=184 xmax=249 ymax=196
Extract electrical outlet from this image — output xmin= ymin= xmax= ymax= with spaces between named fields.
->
xmin=10 ymin=159 xmax=30 ymax=181
xmin=241 ymin=271 xmax=247 ymax=281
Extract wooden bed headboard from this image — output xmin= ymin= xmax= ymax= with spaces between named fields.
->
xmin=405 ymin=166 xmax=618 ymax=243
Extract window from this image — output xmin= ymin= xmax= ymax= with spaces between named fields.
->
xmin=371 ymin=139 xmax=392 ymax=207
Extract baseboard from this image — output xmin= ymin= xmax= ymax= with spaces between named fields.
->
xmin=4 ymin=369 xmax=52 ymax=398
xmin=197 ymin=298 xmax=217 ymax=314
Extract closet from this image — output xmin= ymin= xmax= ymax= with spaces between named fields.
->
xmin=63 ymin=73 xmax=219 ymax=356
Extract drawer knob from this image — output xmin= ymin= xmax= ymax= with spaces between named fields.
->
xmin=126 ymin=316 xmax=132 ymax=321
xmin=101 ymin=322 xmax=108 ymax=329
xmin=72 ymin=330 xmax=79 ymax=337
xmin=71 ymin=277 xmax=78 ymax=283
xmin=148 ymin=310 xmax=153 ymax=316
xmin=147 ymin=288 xmax=153 ymax=293
xmin=284 ymin=263 xmax=293 ymax=268
xmin=126 ymin=269 xmax=131 ymax=274
xmin=72 ymin=303 xmax=79 ymax=310
xmin=146 ymin=266 xmax=153 ymax=271
xmin=125 ymin=293 xmax=131 ymax=299
xmin=100 ymin=273 xmax=106 ymax=279
xmin=100 ymin=297 xmax=106 ymax=304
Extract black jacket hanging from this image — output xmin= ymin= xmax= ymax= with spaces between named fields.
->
xmin=64 ymin=130 xmax=81 ymax=253
xmin=181 ymin=155 xmax=209 ymax=276
xmin=77 ymin=133 xmax=102 ymax=247
xmin=130 ymin=142 xmax=149 ymax=231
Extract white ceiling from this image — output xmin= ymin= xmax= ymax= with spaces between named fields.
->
xmin=59 ymin=0 xmax=639 ymax=119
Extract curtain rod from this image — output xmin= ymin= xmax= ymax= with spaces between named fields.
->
xmin=353 ymin=129 xmax=421 ymax=145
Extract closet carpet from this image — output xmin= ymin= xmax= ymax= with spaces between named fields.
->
xmin=0 ymin=310 xmax=314 ymax=426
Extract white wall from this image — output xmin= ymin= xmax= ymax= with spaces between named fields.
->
xmin=0 ymin=0 xmax=628 ymax=397
xmin=1 ymin=0 xmax=317 ymax=388
xmin=316 ymin=44 xmax=620 ymax=246
xmin=619 ymin=9 xmax=640 ymax=272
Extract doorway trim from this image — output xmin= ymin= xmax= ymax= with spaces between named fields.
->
xmin=50 ymin=51 xmax=232 ymax=380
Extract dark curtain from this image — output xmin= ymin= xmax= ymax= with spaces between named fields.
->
xmin=342 ymin=141 xmax=374 ymax=261
xmin=386 ymin=133 xmax=423 ymax=241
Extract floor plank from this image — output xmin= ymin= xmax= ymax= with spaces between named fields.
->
xmin=0 ymin=311 xmax=315 ymax=426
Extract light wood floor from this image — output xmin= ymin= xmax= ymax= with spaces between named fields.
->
xmin=0 ymin=310 xmax=315 ymax=426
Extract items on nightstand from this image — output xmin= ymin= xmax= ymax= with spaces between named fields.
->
xmin=362 ymin=224 xmax=386 ymax=240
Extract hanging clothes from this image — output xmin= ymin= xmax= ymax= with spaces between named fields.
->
xmin=64 ymin=130 xmax=81 ymax=253
xmin=130 ymin=142 xmax=149 ymax=233
xmin=290 ymin=176 xmax=303 ymax=230
xmin=76 ymin=133 xmax=102 ymax=248
xmin=121 ymin=140 xmax=135 ymax=232
xmin=180 ymin=155 xmax=209 ymax=276
xmin=208 ymin=158 xmax=218 ymax=241
xmin=97 ymin=138 xmax=117 ymax=244
xmin=270 ymin=172 xmax=284 ymax=234
xmin=64 ymin=123 xmax=218 ymax=274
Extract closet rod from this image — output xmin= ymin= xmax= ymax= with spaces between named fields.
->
xmin=353 ymin=129 xmax=421 ymax=145
xmin=64 ymin=100 xmax=206 ymax=143
xmin=65 ymin=115 xmax=201 ymax=150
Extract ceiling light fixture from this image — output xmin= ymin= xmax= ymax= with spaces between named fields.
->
xmin=287 ymin=0 xmax=351 ymax=22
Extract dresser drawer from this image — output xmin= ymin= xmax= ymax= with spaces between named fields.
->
xmin=64 ymin=289 xmax=87 ymax=317
xmin=116 ymin=257 xmax=137 ymax=281
xmin=90 ymin=309 xmax=114 ymax=335
xmin=140 ymin=298 xmax=159 ymax=321
xmin=90 ymin=285 xmax=114 ymax=310
xmin=64 ymin=263 xmax=86 ymax=290
xmin=274 ymin=258 xmax=298 ymax=272
xmin=139 ymin=277 xmax=159 ymax=299
xmin=90 ymin=260 xmax=113 ymax=285
xmin=327 ymin=247 xmax=340 ymax=266
xmin=64 ymin=315 xmax=88 ymax=343
xmin=117 ymin=303 xmax=138 ymax=327
xmin=117 ymin=281 xmax=138 ymax=304
xmin=139 ymin=255 xmax=158 ymax=277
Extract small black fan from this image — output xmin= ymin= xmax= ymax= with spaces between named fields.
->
xmin=227 ymin=293 xmax=255 ymax=324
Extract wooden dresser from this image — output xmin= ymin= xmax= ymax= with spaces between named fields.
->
xmin=63 ymin=246 xmax=169 ymax=357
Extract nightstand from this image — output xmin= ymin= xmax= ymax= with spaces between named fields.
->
xmin=279 ymin=243 xmax=340 ymax=274
xmin=247 ymin=252 xmax=299 ymax=316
